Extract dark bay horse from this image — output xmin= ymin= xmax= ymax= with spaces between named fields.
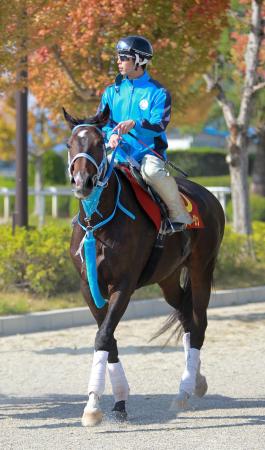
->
xmin=64 ymin=107 xmax=225 ymax=426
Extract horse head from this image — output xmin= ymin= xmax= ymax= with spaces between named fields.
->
xmin=63 ymin=105 xmax=110 ymax=198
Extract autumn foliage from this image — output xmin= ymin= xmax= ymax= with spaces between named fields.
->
xmin=0 ymin=0 xmax=229 ymax=119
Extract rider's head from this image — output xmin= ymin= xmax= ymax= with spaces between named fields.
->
xmin=116 ymin=36 xmax=153 ymax=76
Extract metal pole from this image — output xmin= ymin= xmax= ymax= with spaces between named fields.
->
xmin=15 ymin=77 xmax=28 ymax=227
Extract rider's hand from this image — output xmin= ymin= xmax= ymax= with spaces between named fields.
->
xmin=113 ymin=120 xmax=135 ymax=135
xmin=108 ymin=133 xmax=120 ymax=149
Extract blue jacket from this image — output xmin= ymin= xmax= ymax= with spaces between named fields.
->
xmin=98 ymin=71 xmax=171 ymax=163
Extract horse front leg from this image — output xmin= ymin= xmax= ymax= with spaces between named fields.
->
xmin=107 ymin=338 xmax=130 ymax=421
xmin=82 ymin=288 xmax=131 ymax=427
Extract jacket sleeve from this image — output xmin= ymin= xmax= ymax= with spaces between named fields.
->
xmin=98 ymin=88 xmax=117 ymax=141
xmin=134 ymin=88 xmax=171 ymax=138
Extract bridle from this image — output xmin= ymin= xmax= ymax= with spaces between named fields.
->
xmin=68 ymin=124 xmax=109 ymax=189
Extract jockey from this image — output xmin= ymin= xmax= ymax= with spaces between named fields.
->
xmin=98 ymin=35 xmax=192 ymax=233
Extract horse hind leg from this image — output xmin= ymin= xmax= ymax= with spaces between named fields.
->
xmin=177 ymin=331 xmax=208 ymax=408
xmin=177 ymin=258 xmax=215 ymax=408
xmin=159 ymin=267 xmax=208 ymax=409
xmin=195 ymin=361 xmax=208 ymax=398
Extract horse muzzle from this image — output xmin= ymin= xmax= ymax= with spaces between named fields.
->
xmin=71 ymin=171 xmax=95 ymax=199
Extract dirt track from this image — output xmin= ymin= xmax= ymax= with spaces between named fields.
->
xmin=0 ymin=302 xmax=265 ymax=450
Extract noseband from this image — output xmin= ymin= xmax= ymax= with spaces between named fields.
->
xmin=68 ymin=124 xmax=108 ymax=188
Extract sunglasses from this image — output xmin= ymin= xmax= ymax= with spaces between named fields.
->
xmin=117 ymin=54 xmax=135 ymax=62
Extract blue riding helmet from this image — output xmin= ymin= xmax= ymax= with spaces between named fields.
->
xmin=116 ymin=36 xmax=153 ymax=65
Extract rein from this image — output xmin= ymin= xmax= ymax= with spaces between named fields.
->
xmin=69 ymin=124 xmax=135 ymax=309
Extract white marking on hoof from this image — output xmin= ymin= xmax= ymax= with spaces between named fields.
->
xmin=82 ymin=407 xmax=103 ymax=427
xmin=82 ymin=392 xmax=103 ymax=427
xmin=195 ymin=373 xmax=208 ymax=398
xmin=176 ymin=390 xmax=190 ymax=409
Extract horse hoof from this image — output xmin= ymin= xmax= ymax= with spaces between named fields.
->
xmin=113 ymin=410 xmax=127 ymax=422
xmin=81 ymin=408 xmax=103 ymax=427
xmin=176 ymin=390 xmax=190 ymax=409
xmin=195 ymin=375 xmax=208 ymax=398
xmin=112 ymin=401 xmax=127 ymax=422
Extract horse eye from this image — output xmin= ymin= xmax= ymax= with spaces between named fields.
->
xmin=66 ymin=142 xmax=70 ymax=149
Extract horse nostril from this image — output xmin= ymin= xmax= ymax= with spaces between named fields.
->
xmin=85 ymin=176 xmax=94 ymax=190
xmin=71 ymin=176 xmax=75 ymax=184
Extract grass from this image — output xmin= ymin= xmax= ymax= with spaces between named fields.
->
xmin=0 ymin=269 xmax=264 ymax=316
xmin=0 ymin=285 xmax=162 ymax=316
xmin=0 ymin=291 xmax=85 ymax=316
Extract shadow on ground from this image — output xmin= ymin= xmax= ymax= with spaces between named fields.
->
xmin=209 ymin=311 xmax=265 ymax=322
xmin=34 ymin=344 xmax=180 ymax=356
xmin=0 ymin=393 xmax=264 ymax=430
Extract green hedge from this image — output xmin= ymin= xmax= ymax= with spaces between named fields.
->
xmin=168 ymin=147 xmax=228 ymax=177
xmin=0 ymin=225 xmax=79 ymax=296
xmin=168 ymin=147 xmax=255 ymax=178
xmin=29 ymin=150 xmax=66 ymax=185
xmin=215 ymin=222 xmax=265 ymax=285
xmin=1 ymin=221 xmax=264 ymax=297
xmin=226 ymin=194 xmax=265 ymax=222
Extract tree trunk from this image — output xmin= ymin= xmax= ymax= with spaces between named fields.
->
xmin=251 ymin=126 xmax=265 ymax=196
xmin=203 ymin=0 xmax=264 ymax=234
xmin=228 ymin=126 xmax=252 ymax=234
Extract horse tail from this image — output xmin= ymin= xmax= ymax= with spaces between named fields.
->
xmin=150 ymin=269 xmax=193 ymax=344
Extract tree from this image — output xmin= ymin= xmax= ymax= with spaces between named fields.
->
xmin=0 ymin=0 xmax=229 ymax=226
xmin=28 ymin=102 xmax=67 ymax=215
xmin=1 ymin=0 xmax=229 ymax=119
xmin=0 ymin=97 xmax=16 ymax=160
xmin=204 ymin=0 xmax=265 ymax=234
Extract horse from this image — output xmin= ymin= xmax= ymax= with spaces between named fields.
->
xmin=64 ymin=106 xmax=225 ymax=426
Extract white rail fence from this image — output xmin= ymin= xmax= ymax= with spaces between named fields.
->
xmin=0 ymin=186 xmax=231 ymax=224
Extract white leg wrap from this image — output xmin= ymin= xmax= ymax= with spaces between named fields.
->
xmin=108 ymin=361 xmax=130 ymax=402
xmin=179 ymin=332 xmax=200 ymax=396
xmin=88 ymin=350 xmax=108 ymax=397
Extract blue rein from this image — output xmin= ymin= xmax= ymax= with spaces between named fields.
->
xmin=71 ymin=124 xmax=135 ymax=309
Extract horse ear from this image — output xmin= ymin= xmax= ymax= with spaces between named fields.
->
xmin=62 ymin=107 xmax=83 ymax=130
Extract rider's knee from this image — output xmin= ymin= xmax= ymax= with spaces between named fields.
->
xmin=140 ymin=154 xmax=167 ymax=183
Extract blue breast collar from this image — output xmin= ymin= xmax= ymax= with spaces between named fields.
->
xmin=76 ymin=169 xmax=135 ymax=309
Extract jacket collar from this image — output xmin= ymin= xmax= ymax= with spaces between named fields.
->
xmin=125 ymin=71 xmax=150 ymax=86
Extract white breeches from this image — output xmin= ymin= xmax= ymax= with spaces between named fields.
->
xmin=140 ymin=154 xmax=192 ymax=224
xmin=179 ymin=332 xmax=200 ymax=395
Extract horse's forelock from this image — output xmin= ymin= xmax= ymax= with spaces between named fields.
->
xmin=63 ymin=105 xmax=110 ymax=130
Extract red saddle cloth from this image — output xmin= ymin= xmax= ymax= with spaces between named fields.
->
xmin=121 ymin=166 xmax=204 ymax=231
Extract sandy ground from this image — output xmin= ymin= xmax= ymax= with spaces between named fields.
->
xmin=0 ymin=301 xmax=265 ymax=450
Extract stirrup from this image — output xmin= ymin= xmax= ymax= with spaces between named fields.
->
xmin=165 ymin=219 xmax=187 ymax=235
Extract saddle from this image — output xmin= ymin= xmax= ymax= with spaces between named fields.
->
xmin=117 ymin=163 xmax=204 ymax=285
xmin=117 ymin=164 xmax=204 ymax=233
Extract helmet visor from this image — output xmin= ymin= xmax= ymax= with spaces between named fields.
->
xmin=116 ymin=40 xmax=131 ymax=53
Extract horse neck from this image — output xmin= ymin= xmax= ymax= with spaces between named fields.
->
xmin=79 ymin=172 xmax=117 ymax=226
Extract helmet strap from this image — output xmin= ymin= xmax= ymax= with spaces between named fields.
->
xmin=134 ymin=53 xmax=149 ymax=68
